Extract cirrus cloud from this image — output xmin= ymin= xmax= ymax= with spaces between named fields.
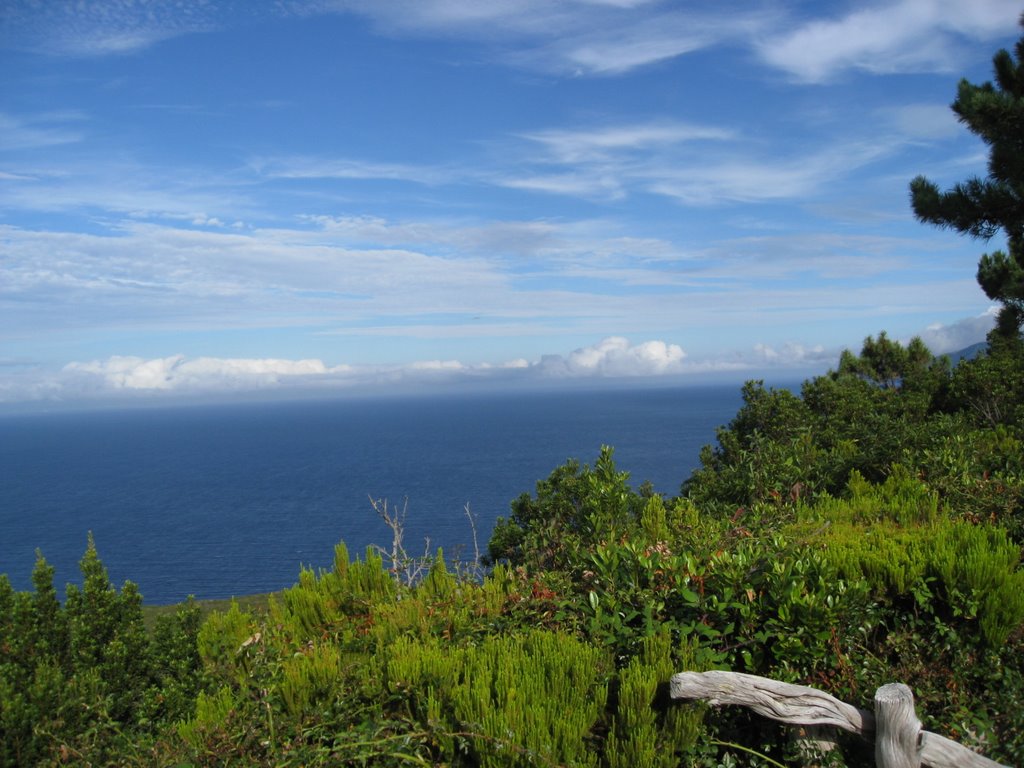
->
xmin=756 ymin=0 xmax=1019 ymax=83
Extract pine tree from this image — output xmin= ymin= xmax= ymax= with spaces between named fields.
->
xmin=910 ymin=16 xmax=1024 ymax=338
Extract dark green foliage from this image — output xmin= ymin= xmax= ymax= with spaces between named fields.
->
xmin=145 ymin=598 xmax=205 ymax=724
xmin=0 ymin=538 xmax=206 ymax=767
xmin=948 ymin=334 xmax=1024 ymax=428
xmin=486 ymin=445 xmax=646 ymax=570
xmin=910 ymin=16 xmax=1024 ymax=337
xmin=837 ymin=332 xmax=936 ymax=390
xmin=684 ymin=334 xmax=1023 ymax=540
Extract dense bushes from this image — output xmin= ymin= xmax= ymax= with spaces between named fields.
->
xmin=683 ymin=335 xmax=1023 ymax=533
xmin=169 ymin=543 xmax=708 ymax=766
xmin=0 ymin=536 xmax=203 ymax=765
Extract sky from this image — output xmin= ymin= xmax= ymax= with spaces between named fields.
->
xmin=1 ymin=0 xmax=1020 ymax=407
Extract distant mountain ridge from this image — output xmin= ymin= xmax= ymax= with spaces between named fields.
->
xmin=947 ymin=342 xmax=988 ymax=364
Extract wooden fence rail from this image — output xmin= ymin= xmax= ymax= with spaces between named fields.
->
xmin=670 ymin=671 xmax=1008 ymax=768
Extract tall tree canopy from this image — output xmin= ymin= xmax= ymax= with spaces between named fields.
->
xmin=910 ymin=16 xmax=1024 ymax=338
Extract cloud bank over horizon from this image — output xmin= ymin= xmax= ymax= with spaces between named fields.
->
xmin=2 ymin=313 xmax=999 ymax=408
xmin=0 ymin=337 xmax=785 ymax=406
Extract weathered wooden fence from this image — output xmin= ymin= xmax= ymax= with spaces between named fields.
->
xmin=670 ymin=671 xmax=1009 ymax=768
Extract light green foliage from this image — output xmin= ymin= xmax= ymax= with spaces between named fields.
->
xmin=931 ymin=523 xmax=1024 ymax=646
xmin=329 ymin=541 xmax=398 ymax=606
xmin=279 ymin=643 xmax=345 ymax=717
xmin=386 ymin=631 xmax=612 ymax=767
xmin=264 ymin=543 xmax=400 ymax=648
xmin=606 ymin=632 xmax=703 ymax=768
xmin=803 ymin=466 xmax=941 ymax=527
xmin=419 ymin=548 xmax=457 ymax=601
xmin=385 ymin=635 xmax=463 ymax=700
xmin=639 ymin=494 xmax=671 ymax=542
xmin=455 ymin=632 xmax=608 ymax=768
xmin=197 ymin=600 xmax=258 ymax=686
xmin=370 ymin=557 xmax=510 ymax=648
xmin=177 ymin=685 xmax=238 ymax=751
xmin=804 ymin=521 xmax=932 ymax=596
xmin=791 ymin=471 xmax=1024 ymax=648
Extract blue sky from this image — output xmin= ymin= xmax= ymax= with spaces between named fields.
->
xmin=1 ymin=0 xmax=1019 ymax=405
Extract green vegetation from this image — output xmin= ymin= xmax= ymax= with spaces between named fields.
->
xmin=4 ymin=19 xmax=1024 ymax=768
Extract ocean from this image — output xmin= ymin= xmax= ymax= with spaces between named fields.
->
xmin=0 ymin=383 xmax=748 ymax=604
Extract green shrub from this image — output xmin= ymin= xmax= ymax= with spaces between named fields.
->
xmin=931 ymin=522 xmax=1024 ymax=646
xmin=386 ymin=630 xmax=609 ymax=767
xmin=605 ymin=631 xmax=704 ymax=768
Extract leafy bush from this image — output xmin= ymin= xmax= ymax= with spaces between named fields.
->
xmin=0 ymin=537 xmax=205 ymax=766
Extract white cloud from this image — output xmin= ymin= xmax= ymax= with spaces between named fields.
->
xmin=752 ymin=342 xmax=833 ymax=367
xmin=757 ymin=0 xmax=1020 ymax=83
xmin=0 ymin=1 xmax=221 ymax=56
xmin=916 ymin=307 xmax=998 ymax=353
xmin=3 ymin=337 xmax=698 ymax=404
xmin=493 ymin=117 xmax=899 ymax=207
xmin=647 ymin=141 xmax=893 ymax=205
xmin=191 ymin=215 xmax=225 ymax=228
xmin=312 ymin=1 xmax=770 ymax=76
xmin=0 ymin=112 xmax=84 ymax=151
xmin=63 ymin=355 xmax=351 ymax=392
xmin=542 ymin=13 xmax=743 ymax=76
xmin=408 ymin=359 xmax=466 ymax=372
xmin=537 ymin=337 xmax=686 ymax=377
xmin=255 ymin=156 xmax=448 ymax=185
xmin=498 ymin=172 xmax=627 ymax=201
xmin=886 ymin=103 xmax=962 ymax=141
xmin=521 ymin=121 xmax=735 ymax=164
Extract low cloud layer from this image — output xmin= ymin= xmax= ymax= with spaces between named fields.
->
xmin=751 ymin=342 xmax=833 ymax=367
xmin=3 ymin=337 xmax=755 ymax=406
xmin=54 ymin=338 xmax=687 ymax=399
xmin=63 ymin=355 xmax=352 ymax=391
xmin=2 ymin=305 xmax=999 ymax=408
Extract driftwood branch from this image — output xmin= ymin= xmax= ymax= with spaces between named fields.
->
xmin=920 ymin=732 xmax=1006 ymax=768
xmin=874 ymin=683 xmax=921 ymax=768
xmin=670 ymin=670 xmax=874 ymax=734
xmin=670 ymin=671 xmax=1007 ymax=768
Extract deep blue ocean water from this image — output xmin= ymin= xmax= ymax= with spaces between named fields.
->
xmin=1 ymin=384 xmax=746 ymax=604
